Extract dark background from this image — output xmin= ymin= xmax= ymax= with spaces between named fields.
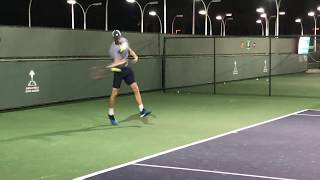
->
xmin=0 ymin=0 xmax=318 ymax=35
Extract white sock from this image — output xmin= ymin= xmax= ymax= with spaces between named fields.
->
xmin=108 ymin=108 xmax=114 ymax=116
xmin=139 ymin=104 xmax=144 ymax=112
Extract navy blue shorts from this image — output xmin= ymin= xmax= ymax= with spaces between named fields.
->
xmin=113 ymin=66 xmax=136 ymax=89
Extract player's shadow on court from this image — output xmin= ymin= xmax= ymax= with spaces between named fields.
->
xmin=0 ymin=124 xmax=141 ymax=143
xmin=121 ymin=114 xmax=156 ymax=125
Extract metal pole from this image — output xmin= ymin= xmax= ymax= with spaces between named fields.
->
xmin=164 ymin=0 xmax=166 ymax=33
xmin=208 ymin=16 xmax=212 ymax=36
xmin=199 ymin=0 xmax=207 ymax=35
xmin=213 ymin=37 xmax=216 ymax=94
xmin=265 ymin=17 xmax=269 ymax=36
xmin=105 ymin=0 xmax=108 ymax=31
xmin=71 ymin=4 xmax=75 ymax=29
xmin=84 ymin=14 xmax=87 ymax=30
xmin=207 ymin=1 xmax=215 ymax=36
xmin=140 ymin=2 xmax=158 ymax=33
xmin=192 ymin=0 xmax=195 ymax=35
xmin=300 ymin=22 xmax=304 ymax=36
xmin=205 ymin=7 xmax=208 ymax=36
xmin=172 ymin=16 xmax=177 ymax=34
xmin=275 ymin=0 xmax=282 ymax=36
xmin=76 ymin=3 xmax=86 ymax=30
xmin=275 ymin=0 xmax=279 ymax=36
xmin=314 ymin=16 xmax=317 ymax=52
xmin=269 ymin=36 xmax=272 ymax=96
xmin=137 ymin=2 xmax=143 ymax=33
xmin=162 ymin=37 xmax=167 ymax=92
xmin=128 ymin=1 xmax=144 ymax=32
xmin=84 ymin=3 xmax=102 ymax=30
xmin=157 ymin=15 xmax=163 ymax=33
xmin=28 ymin=0 xmax=33 ymax=27
xmin=261 ymin=22 xmax=265 ymax=36
xmin=222 ymin=19 xmax=226 ymax=36
xmin=269 ymin=16 xmax=276 ymax=36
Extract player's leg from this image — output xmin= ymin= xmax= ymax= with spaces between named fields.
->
xmin=108 ymin=73 xmax=122 ymax=125
xmin=109 ymin=88 xmax=119 ymax=112
xmin=130 ymin=82 xmax=142 ymax=106
xmin=123 ymin=67 xmax=151 ymax=117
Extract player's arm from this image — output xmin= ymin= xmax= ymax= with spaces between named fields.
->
xmin=128 ymin=48 xmax=138 ymax=63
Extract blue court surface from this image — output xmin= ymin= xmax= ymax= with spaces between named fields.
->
xmin=74 ymin=110 xmax=320 ymax=180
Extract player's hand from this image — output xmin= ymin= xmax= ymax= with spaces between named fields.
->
xmin=133 ymin=55 xmax=138 ymax=63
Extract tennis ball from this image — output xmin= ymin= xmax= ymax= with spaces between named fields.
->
xmin=111 ymin=68 xmax=122 ymax=72
xmin=119 ymin=42 xmax=128 ymax=52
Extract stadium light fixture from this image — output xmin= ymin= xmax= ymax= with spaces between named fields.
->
xmin=295 ymin=18 xmax=303 ymax=35
xmin=126 ymin=0 xmax=159 ymax=33
xmin=149 ymin=11 xmax=163 ymax=33
xmin=171 ymin=14 xmax=184 ymax=34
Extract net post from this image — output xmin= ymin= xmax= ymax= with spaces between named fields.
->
xmin=213 ymin=37 xmax=216 ymax=95
xmin=268 ymin=36 xmax=272 ymax=96
xmin=162 ymin=37 xmax=167 ymax=92
xmin=158 ymin=33 xmax=161 ymax=57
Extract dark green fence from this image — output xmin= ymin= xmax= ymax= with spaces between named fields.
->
xmin=1 ymin=26 xmax=319 ymax=110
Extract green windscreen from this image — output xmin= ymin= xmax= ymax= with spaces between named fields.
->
xmin=271 ymin=37 xmax=320 ymax=98
xmin=163 ymin=37 xmax=215 ymax=94
xmin=215 ymin=37 xmax=269 ymax=96
xmin=163 ymin=36 xmax=320 ymax=97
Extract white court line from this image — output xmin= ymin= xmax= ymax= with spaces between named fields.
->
xmin=73 ymin=109 xmax=308 ymax=180
xmin=294 ymin=114 xmax=320 ymax=117
xmin=134 ymin=163 xmax=296 ymax=180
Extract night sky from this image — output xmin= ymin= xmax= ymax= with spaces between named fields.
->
xmin=0 ymin=0 xmax=319 ymax=35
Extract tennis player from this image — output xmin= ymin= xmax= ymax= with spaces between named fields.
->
xmin=108 ymin=30 xmax=151 ymax=125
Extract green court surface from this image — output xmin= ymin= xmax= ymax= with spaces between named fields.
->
xmin=1 ymin=92 xmax=320 ymax=180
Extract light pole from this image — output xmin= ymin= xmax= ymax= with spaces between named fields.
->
xmin=295 ymin=18 xmax=304 ymax=36
xmin=195 ymin=0 xmax=221 ymax=36
xmin=67 ymin=1 xmax=102 ymax=30
xmin=273 ymin=0 xmax=282 ymax=36
xmin=192 ymin=0 xmax=195 ymax=35
xmin=257 ymin=8 xmax=269 ymax=36
xmin=261 ymin=13 xmax=269 ymax=36
xmin=28 ymin=0 xmax=33 ymax=27
xmin=164 ymin=0 xmax=166 ymax=33
xmin=224 ymin=13 xmax=233 ymax=36
xmin=308 ymin=11 xmax=318 ymax=52
xmin=216 ymin=15 xmax=224 ymax=36
xmin=105 ymin=0 xmax=109 ymax=31
xmin=171 ymin=14 xmax=184 ymax=34
xmin=208 ymin=15 xmax=213 ymax=36
xmin=216 ymin=13 xmax=232 ymax=36
xmin=83 ymin=2 xmax=102 ymax=30
xmin=269 ymin=11 xmax=285 ymax=35
xmin=199 ymin=10 xmax=213 ymax=36
xmin=149 ymin=11 xmax=163 ymax=33
xmin=126 ymin=0 xmax=159 ymax=33
xmin=256 ymin=19 xmax=265 ymax=36
xmin=67 ymin=0 xmax=76 ymax=29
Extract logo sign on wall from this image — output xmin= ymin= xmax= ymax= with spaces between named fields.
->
xmin=25 ymin=70 xmax=40 ymax=93
xmin=241 ymin=40 xmax=256 ymax=50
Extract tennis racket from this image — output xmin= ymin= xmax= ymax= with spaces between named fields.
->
xmin=106 ymin=59 xmax=127 ymax=68
xmin=89 ymin=60 xmax=127 ymax=80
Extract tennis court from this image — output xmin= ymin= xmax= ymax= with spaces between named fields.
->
xmin=2 ymin=93 xmax=320 ymax=180
xmin=75 ymin=109 xmax=320 ymax=180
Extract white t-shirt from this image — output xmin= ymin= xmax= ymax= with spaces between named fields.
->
xmin=109 ymin=37 xmax=129 ymax=62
